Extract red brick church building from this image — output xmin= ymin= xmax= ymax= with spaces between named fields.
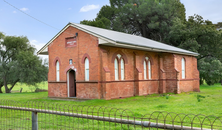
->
xmin=38 ymin=23 xmax=200 ymax=100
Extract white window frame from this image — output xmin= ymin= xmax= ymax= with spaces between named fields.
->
xmin=85 ymin=58 xmax=89 ymax=81
xmin=144 ymin=61 xmax=147 ymax=79
xmin=182 ymin=58 xmax=185 ymax=79
xmin=121 ymin=59 xmax=124 ymax=80
xmin=148 ymin=61 xmax=151 ymax=79
xmin=56 ymin=61 xmax=60 ymax=81
xmin=114 ymin=58 xmax=119 ymax=80
xmin=69 ymin=59 xmax=72 ymax=65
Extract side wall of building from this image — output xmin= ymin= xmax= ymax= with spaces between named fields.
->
xmin=174 ymin=55 xmax=200 ymax=93
xmin=99 ymin=46 xmax=188 ymax=99
xmin=99 ymin=46 xmax=199 ymax=99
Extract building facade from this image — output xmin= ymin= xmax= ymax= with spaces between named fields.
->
xmin=38 ymin=23 xmax=200 ymax=100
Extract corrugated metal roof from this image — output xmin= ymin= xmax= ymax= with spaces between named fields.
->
xmin=38 ymin=22 xmax=199 ymax=56
xmin=70 ymin=23 xmax=198 ymax=56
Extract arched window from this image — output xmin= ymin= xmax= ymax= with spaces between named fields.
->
xmin=113 ymin=53 xmax=126 ymax=80
xmin=148 ymin=61 xmax=151 ymax=79
xmin=121 ymin=59 xmax=124 ymax=80
xmin=144 ymin=61 xmax=147 ymax=79
xmin=144 ymin=57 xmax=152 ymax=79
xmin=85 ymin=58 xmax=89 ymax=81
xmin=56 ymin=61 xmax=60 ymax=81
xmin=182 ymin=58 xmax=185 ymax=79
xmin=114 ymin=58 xmax=118 ymax=80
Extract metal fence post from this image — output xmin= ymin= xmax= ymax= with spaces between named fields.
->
xmin=32 ymin=111 xmax=38 ymax=130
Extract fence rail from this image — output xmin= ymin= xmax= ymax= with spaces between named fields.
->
xmin=0 ymin=100 xmax=222 ymax=130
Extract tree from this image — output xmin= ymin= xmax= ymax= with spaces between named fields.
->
xmin=80 ymin=5 xmax=117 ymax=29
xmin=80 ymin=17 xmax=111 ymax=29
xmin=114 ymin=0 xmax=185 ymax=42
xmin=215 ymin=22 xmax=222 ymax=30
xmin=199 ymin=58 xmax=222 ymax=85
xmin=0 ymin=32 xmax=48 ymax=93
xmin=169 ymin=15 xmax=222 ymax=60
xmin=81 ymin=0 xmax=186 ymax=43
xmin=80 ymin=0 xmax=222 ymax=86
xmin=96 ymin=5 xmax=117 ymax=25
xmin=168 ymin=15 xmax=222 ymax=85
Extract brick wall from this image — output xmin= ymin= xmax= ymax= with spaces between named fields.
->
xmin=174 ymin=55 xmax=200 ymax=93
xmin=48 ymin=82 xmax=67 ymax=97
xmin=47 ymin=25 xmax=199 ymax=100
xmin=48 ymin=26 xmax=99 ymax=99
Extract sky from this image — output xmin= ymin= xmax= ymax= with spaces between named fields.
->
xmin=0 ymin=0 xmax=222 ymax=60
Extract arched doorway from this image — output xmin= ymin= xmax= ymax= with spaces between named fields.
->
xmin=67 ymin=70 xmax=76 ymax=97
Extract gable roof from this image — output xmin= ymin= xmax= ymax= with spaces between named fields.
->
xmin=37 ymin=22 xmax=199 ymax=56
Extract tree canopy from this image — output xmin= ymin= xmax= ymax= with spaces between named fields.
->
xmin=169 ymin=15 xmax=222 ymax=85
xmin=81 ymin=0 xmax=186 ymax=43
xmin=0 ymin=32 xmax=48 ymax=93
xmin=80 ymin=0 xmax=222 ymax=85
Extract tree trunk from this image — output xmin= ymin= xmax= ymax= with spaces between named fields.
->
xmin=141 ymin=23 xmax=147 ymax=38
xmin=3 ymin=76 xmax=10 ymax=93
xmin=9 ymin=79 xmax=19 ymax=91
xmin=199 ymin=78 xmax=204 ymax=85
xmin=0 ymin=85 xmax=3 ymax=93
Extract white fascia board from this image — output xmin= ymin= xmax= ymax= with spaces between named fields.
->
xmin=38 ymin=52 xmax=48 ymax=55
xmin=99 ymin=38 xmax=111 ymax=44
xmin=38 ymin=47 xmax=48 ymax=55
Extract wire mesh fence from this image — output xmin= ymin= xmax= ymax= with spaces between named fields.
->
xmin=0 ymin=99 xmax=222 ymax=130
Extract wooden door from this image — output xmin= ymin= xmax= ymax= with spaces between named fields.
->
xmin=69 ymin=70 xmax=76 ymax=97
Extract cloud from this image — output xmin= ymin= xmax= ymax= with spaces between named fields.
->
xmin=80 ymin=4 xmax=99 ymax=12
xmin=13 ymin=11 xmax=17 ymax=13
xmin=30 ymin=40 xmax=42 ymax=51
xmin=31 ymin=40 xmax=38 ymax=43
xmin=20 ymin=8 xmax=29 ymax=11
xmin=68 ymin=8 xmax=72 ymax=10
xmin=30 ymin=40 xmax=48 ymax=60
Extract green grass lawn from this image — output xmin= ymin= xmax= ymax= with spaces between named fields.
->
xmin=1 ymin=83 xmax=222 ymax=117
xmin=1 ymin=81 xmax=48 ymax=93
xmin=1 ymin=83 xmax=222 ymax=129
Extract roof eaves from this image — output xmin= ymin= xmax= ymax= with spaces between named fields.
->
xmin=115 ymin=40 xmax=199 ymax=56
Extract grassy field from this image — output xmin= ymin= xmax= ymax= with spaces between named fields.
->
xmin=1 ymin=81 xmax=48 ymax=93
xmin=1 ymin=83 xmax=222 ymax=129
xmin=0 ymin=83 xmax=222 ymax=116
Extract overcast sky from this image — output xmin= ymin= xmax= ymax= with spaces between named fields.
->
xmin=0 ymin=0 xmax=221 ymax=59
